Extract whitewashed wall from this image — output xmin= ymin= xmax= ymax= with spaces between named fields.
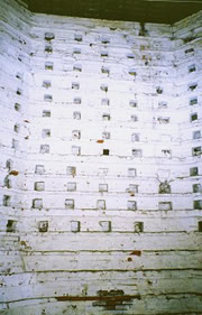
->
xmin=0 ymin=0 xmax=202 ymax=314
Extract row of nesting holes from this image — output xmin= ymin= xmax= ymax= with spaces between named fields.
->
xmin=44 ymin=61 xmax=137 ymax=76
xmin=40 ymin=130 xmax=141 ymax=141
xmin=2 ymin=197 xmax=202 ymax=210
xmin=6 ymin=219 xmax=143 ymax=233
xmin=39 ymin=129 xmax=201 ymax=141
xmin=32 ymin=181 xmax=201 ymax=194
xmin=38 ymin=146 xmax=202 ymax=159
xmin=38 ymin=146 xmax=173 ymax=158
xmin=3 ymin=176 xmax=201 ymax=195
xmin=5 ymin=219 xmax=202 ymax=233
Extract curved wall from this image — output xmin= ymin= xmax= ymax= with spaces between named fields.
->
xmin=0 ymin=0 xmax=32 ymax=307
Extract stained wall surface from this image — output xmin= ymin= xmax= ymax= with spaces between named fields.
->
xmin=0 ymin=0 xmax=202 ymax=314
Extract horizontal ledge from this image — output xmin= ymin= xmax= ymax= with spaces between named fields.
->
xmin=1 ymin=268 xmax=202 ymax=277
xmin=7 ymin=249 xmax=202 ymax=254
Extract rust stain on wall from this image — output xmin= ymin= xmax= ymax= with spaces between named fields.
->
xmin=9 ymin=170 xmax=19 ymax=176
xmin=130 ymin=250 xmax=142 ymax=256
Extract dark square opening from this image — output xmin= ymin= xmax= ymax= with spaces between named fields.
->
xmin=103 ymin=149 xmax=109 ymax=156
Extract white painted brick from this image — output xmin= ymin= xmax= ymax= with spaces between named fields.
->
xmin=0 ymin=0 xmax=202 ymax=313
